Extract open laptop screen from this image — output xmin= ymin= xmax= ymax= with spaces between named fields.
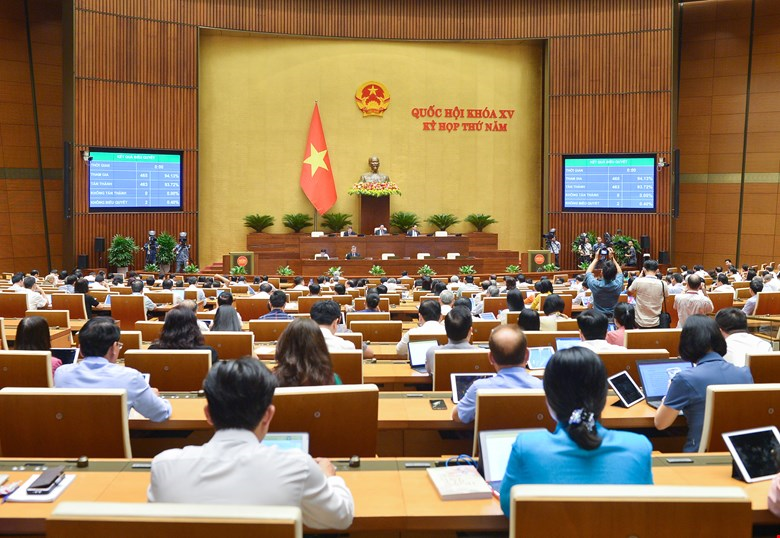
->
xmin=555 ymin=338 xmax=582 ymax=351
xmin=262 ymin=433 xmax=310 ymax=453
xmin=636 ymin=359 xmax=693 ymax=399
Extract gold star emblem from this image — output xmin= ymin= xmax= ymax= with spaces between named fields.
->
xmin=303 ymin=144 xmax=329 ymax=177
xmin=367 ymin=85 xmax=379 ymax=96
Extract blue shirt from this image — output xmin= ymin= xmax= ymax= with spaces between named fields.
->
xmin=499 ymin=423 xmax=653 ymax=516
xmin=54 ymin=356 xmax=172 ymax=422
xmin=663 ymin=352 xmax=753 ymax=452
xmin=259 ymin=309 xmax=293 ymax=320
xmin=584 ymin=272 xmax=624 ymax=315
xmin=456 ymin=367 xmax=543 ymax=424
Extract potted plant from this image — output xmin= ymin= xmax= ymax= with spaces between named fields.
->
xmin=184 ymin=263 xmax=199 ymax=273
xmin=277 ymin=265 xmax=295 ymax=278
xmin=321 ymin=212 xmax=353 ymax=234
xmin=327 ymin=266 xmax=342 ymax=278
xmin=389 ymin=211 xmax=420 ymax=234
xmin=155 ymin=232 xmax=176 ymax=273
xmin=282 ymin=213 xmax=314 ymax=233
xmin=425 ymin=213 xmax=460 ymax=232
xmin=464 ymin=213 xmax=498 ymax=232
xmin=144 ymin=263 xmax=160 ymax=273
xmin=417 ymin=264 xmax=437 ymax=277
xmin=369 ymin=265 xmax=386 ymax=276
xmin=505 ymin=264 xmax=521 ymax=273
xmin=230 ymin=265 xmax=247 ymax=276
xmin=579 ymin=261 xmax=590 ymax=270
xmin=542 ymin=262 xmax=560 ymax=272
xmin=107 ymin=234 xmax=139 ymax=273
xmin=243 ymin=214 xmax=275 ymax=233
xmin=459 ymin=265 xmax=476 ymax=275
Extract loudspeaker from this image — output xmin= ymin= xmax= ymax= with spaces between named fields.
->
xmin=640 ymin=235 xmax=651 ymax=251
xmin=95 ymin=237 xmax=105 ymax=253
xmin=659 ymin=251 xmax=670 ymax=265
xmin=77 ymin=254 xmax=88 ymax=269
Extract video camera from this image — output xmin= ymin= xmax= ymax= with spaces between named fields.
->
xmin=178 ymin=232 xmax=188 ymax=244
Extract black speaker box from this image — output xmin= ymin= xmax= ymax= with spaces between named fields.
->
xmin=95 ymin=237 xmax=105 ymax=253
xmin=77 ymin=254 xmax=89 ymax=269
xmin=659 ymin=251 xmax=670 ymax=264
xmin=640 ymin=235 xmax=651 ymax=251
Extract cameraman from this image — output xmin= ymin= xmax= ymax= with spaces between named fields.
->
xmin=624 ymin=240 xmax=637 ymax=267
xmin=544 ymin=230 xmax=561 ymax=267
xmin=584 ymin=247 xmax=624 ymax=317
xmin=577 ymin=234 xmax=593 ymax=265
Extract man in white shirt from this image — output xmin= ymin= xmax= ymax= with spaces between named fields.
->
xmin=148 ymin=358 xmax=354 ymax=529
xmin=711 ymin=273 xmax=735 ymax=296
xmin=311 ymin=300 xmax=356 ymax=353
xmin=627 ymin=259 xmax=668 ymax=328
xmin=576 ymin=310 xmax=627 ymax=353
xmin=396 ymin=301 xmax=445 ymax=357
xmin=667 ymin=273 xmax=684 ymax=295
xmin=674 ymin=275 xmax=713 ymax=328
xmin=185 ymin=277 xmax=207 ymax=308
xmin=290 ymin=276 xmax=309 ymax=291
xmin=17 ymin=276 xmax=48 ymax=310
xmin=715 ymin=308 xmax=773 ymax=367
xmin=131 ymin=280 xmax=157 ymax=314
xmin=742 ymin=277 xmax=763 ymax=315
xmin=439 ymin=289 xmax=455 ymax=316
xmin=763 ymin=273 xmax=780 ymax=292
xmin=447 ymin=275 xmax=461 ymax=292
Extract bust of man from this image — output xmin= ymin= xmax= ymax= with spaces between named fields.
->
xmin=360 ymin=155 xmax=389 ymax=183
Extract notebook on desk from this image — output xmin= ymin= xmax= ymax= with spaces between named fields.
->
xmin=636 ymin=359 xmax=693 ymax=409
xmin=408 ymin=339 xmax=438 ymax=373
xmin=262 ymin=433 xmax=309 ymax=453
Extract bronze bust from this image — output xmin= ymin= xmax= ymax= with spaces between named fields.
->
xmin=360 ymin=155 xmax=390 ymax=183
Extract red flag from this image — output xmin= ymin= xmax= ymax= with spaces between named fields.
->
xmin=299 ymin=103 xmax=337 ymax=215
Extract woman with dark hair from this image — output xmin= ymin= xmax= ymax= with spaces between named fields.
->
xmin=539 ymin=293 xmax=569 ymax=331
xmin=517 ymin=309 xmax=540 ymax=331
xmin=498 ymin=289 xmax=525 ymax=324
xmin=74 ymin=278 xmax=99 ymax=318
xmin=528 ymin=278 xmax=553 ymax=311
xmin=499 ymin=347 xmax=652 ymax=515
xmin=655 ymin=314 xmax=753 ymax=452
xmin=211 ymin=305 xmax=242 ymax=332
xmin=149 ymin=305 xmax=219 ymax=364
xmin=606 ymin=303 xmax=635 ymax=346
xmin=15 ymin=316 xmax=62 ymax=375
xmin=274 ymin=318 xmax=338 ymax=387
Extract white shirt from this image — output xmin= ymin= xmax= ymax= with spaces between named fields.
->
xmin=396 ymin=320 xmax=446 ymax=357
xmin=17 ymin=287 xmax=47 ymax=310
xmin=320 ymin=327 xmax=356 ymax=352
xmin=667 ymin=283 xmax=684 ymax=295
xmin=187 ymin=284 xmax=207 ymax=305
xmin=724 ymin=332 xmax=773 ymax=367
xmin=674 ymin=291 xmax=713 ymax=327
xmin=765 ymin=280 xmax=780 ymax=292
xmin=578 ymin=340 xmax=628 ymax=353
xmin=148 ymin=429 xmax=354 ymax=530
xmin=711 ymin=284 xmax=735 ymax=295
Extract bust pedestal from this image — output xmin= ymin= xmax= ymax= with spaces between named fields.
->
xmin=359 ymin=195 xmax=390 ymax=235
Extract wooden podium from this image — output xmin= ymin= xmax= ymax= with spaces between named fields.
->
xmin=528 ymin=250 xmax=552 ymax=272
xmin=359 ymin=195 xmax=391 ymax=235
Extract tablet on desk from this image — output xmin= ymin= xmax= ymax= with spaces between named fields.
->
xmin=450 ymin=373 xmax=496 ymax=403
xmin=263 ymin=432 xmax=310 ymax=454
xmin=480 ymin=312 xmax=496 ymax=320
xmin=607 ymin=370 xmax=645 ymax=408
xmin=50 ymin=347 xmax=79 ymax=365
xmin=723 ymin=426 xmax=780 ymax=483
xmin=408 ymin=340 xmax=437 ymax=373
xmin=527 ymin=346 xmax=554 ymax=370
xmin=555 ymin=338 xmax=582 ymax=351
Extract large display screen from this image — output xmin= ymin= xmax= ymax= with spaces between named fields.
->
xmin=563 ymin=154 xmax=656 ymax=212
xmin=88 ymin=149 xmax=182 ymax=212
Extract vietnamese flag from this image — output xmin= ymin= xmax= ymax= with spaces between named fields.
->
xmin=299 ymin=103 xmax=337 ymax=215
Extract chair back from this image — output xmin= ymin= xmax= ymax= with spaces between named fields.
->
xmin=508 ymin=485 xmax=751 ymax=538
xmin=473 ymin=388 xmax=554 ymax=456
xmin=0 ymin=388 xmax=131 ymax=457
xmin=432 ymin=349 xmax=491 ymax=391
xmin=408 ymin=332 xmax=448 ymax=346
xmin=348 ymin=321 xmax=402 ymax=343
xmin=598 ymin=349 xmax=670 ymax=378
xmin=145 ymin=291 xmax=174 ymax=305
xmin=90 ymin=290 xmax=111 ymax=303
xmin=285 ymin=290 xmax=304 ymax=302
xmin=111 ymin=295 xmax=148 ymax=330
xmin=48 ymin=502 xmax=303 ymax=538
xmin=272 ymin=384 xmax=379 ymax=457
xmin=709 ymin=291 xmax=734 ymax=313
xmin=345 ymin=312 xmax=390 ymax=325
xmin=524 ymin=331 xmax=580 ymax=349
xmin=353 ymin=297 xmax=390 ymax=312
xmin=234 ymin=298 xmax=269 ymax=320
xmin=700 ymin=383 xmax=780 ymax=452
xmin=755 ymin=291 xmax=780 ymax=315
xmin=296 ymin=296 xmax=329 ymax=314
xmin=0 ymin=292 xmax=30 ymax=318
xmin=328 ymin=350 xmax=364 ymax=384
xmin=26 ymin=309 xmax=71 ymax=328
xmin=539 ymin=294 xmax=573 ymax=317
xmin=203 ymin=331 xmax=255 ymax=359
xmin=555 ymin=318 xmax=579 ymax=331
xmin=745 ymin=352 xmax=780 ymax=383
xmin=337 ymin=332 xmax=363 ymax=350
xmin=249 ymin=320 xmax=293 ymax=343
xmin=379 ymin=293 xmax=401 ymax=305
xmin=329 ymin=294 xmax=353 ymax=306
xmin=664 ymin=295 xmax=679 ymax=328
xmin=118 ymin=331 xmax=142 ymax=360
xmin=412 ymin=290 xmax=429 ymax=301
xmin=123 ymin=350 xmax=211 ymax=392
xmin=482 ymin=297 xmax=505 ymax=315
xmin=135 ymin=321 xmax=164 ymax=342
xmin=624 ymin=328 xmax=682 ymax=356
xmin=51 ymin=293 xmax=89 ymax=320
xmin=0 ymin=350 xmax=53 ymax=388
xmin=736 ymin=287 xmax=752 ymax=300
xmin=114 ymin=286 xmax=133 ymax=295
xmin=471 ymin=319 xmax=501 ymax=343
xmin=0 ymin=320 xmax=7 ymax=350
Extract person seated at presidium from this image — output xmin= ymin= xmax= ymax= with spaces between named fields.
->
xmin=499 ymin=347 xmax=653 ymax=516
xmin=407 ymin=224 xmax=421 ymax=237
xmin=148 ymin=305 xmax=219 ymax=364
xmin=259 ymin=290 xmax=294 ymax=320
xmin=148 ymin=358 xmax=354 ymax=529
xmin=55 ymin=317 xmax=171 ymax=422
xmin=654 ymin=315 xmax=753 ymax=452
xmin=374 ymin=224 xmax=388 ymax=236
xmin=15 ymin=316 xmax=62 ymax=376
xmin=346 ymin=245 xmax=361 ymax=260
xmin=453 ymin=325 xmax=542 ymax=424
xmin=341 ymin=225 xmax=356 ymax=237
xmin=274 ymin=317 xmax=341 ymax=386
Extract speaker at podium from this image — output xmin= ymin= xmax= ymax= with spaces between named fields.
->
xmin=528 ymin=250 xmax=552 ymax=272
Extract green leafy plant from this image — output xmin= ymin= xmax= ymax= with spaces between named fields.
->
xmin=389 ymin=211 xmax=420 ymax=233
xmin=425 ymin=213 xmax=460 ymax=231
xmin=369 ymin=265 xmax=386 ymax=276
xmin=417 ymin=264 xmax=437 ymax=277
xmin=505 ymin=264 xmax=521 ymax=273
xmin=243 ymin=214 xmax=275 ymax=233
xmin=277 ymin=265 xmax=295 ymax=276
xmin=107 ymin=234 xmax=140 ymax=268
xmin=184 ymin=263 xmax=199 ymax=273
xmin=579 ymin=261 xmax=591 ymax=270
xmin=327 ymin=266 xmax=342 ymax=277
xmin=542 ymin=263 xmax=560 ymax=272
xmin=459 ymin=265 xmax=477 ymax=275
xmin=282 ymin=213 xmax=314 ymax=233
xmin=570 ymin=232 xmax=597 ymax=254
xmin=464 ymin=213 xmax=498 ymax=232
xmin=144 ymin=263 xmax=160 ymax=272
xmin=230 ymin=265 xmax=247 ymax=275
xmin=155 ymin=232 xmax=176 ymax=266
xmin=321 ymin=212 xmax=353 ymax=233
xmin=570 ymin=231 xmax=641 ymax=265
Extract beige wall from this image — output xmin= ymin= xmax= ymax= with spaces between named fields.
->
xmin=199 ymin=32 xmax=543 ymax=265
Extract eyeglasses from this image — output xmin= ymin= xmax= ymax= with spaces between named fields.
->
xmin=115 ymin=342 xmax=124 ymax=349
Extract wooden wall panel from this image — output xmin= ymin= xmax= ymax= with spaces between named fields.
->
xmin=70 ymin=0 xmax=673 ymax=270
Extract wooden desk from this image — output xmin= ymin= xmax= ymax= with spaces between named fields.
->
xmin=3 ymin=322 xmax=72 ymax=348
xmin=255 ymin=343 xmax=401 ymax=361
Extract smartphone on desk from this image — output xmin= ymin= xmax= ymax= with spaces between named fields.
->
xmin=27 ymin=465 xmax=65 ymax=495
xmin=430 ymin=399 xmax=447 ymax=411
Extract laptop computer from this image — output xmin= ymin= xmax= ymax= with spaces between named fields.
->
xmin=636 ymin=359 xmax=693 ymax=409
xmin=451 ymin=373 xmax=496 ymax=403
xmin=50 ymin=348 xmax=79 ymax=365
xmin=408 ymin=339 xmax=438 ymax=373
xmin=479 ymin=429 xmax=544 ymax=494
xmin=172 ymin=289 xmax=186 ymax=302
xmin=555 ymin=337 xmax=582 ymax=351
xmin=262 ymin=432 xmax=310 ymax=453
xmin=104 ymin=294 xmax=112 ymax=306
xmin=527 ymin=346 xmax=554 ymax=370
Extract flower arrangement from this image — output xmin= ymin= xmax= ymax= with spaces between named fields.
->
xmin=505 ymin=264 xmax=521 ymax=273
xmin=348 ymin=182 xmax=402 ymax=197
xmin=459 ymin=265 xmax=477 ymax=275
xmin=369 ymin=265 xmax=386 ymax=276
xmin=277 ymin=265 xmax=295 ymax=276
xmin=417 ymin=264 xmax=437 ymax=276
xmin=327 ymin=266 xmax=342 ymax=277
